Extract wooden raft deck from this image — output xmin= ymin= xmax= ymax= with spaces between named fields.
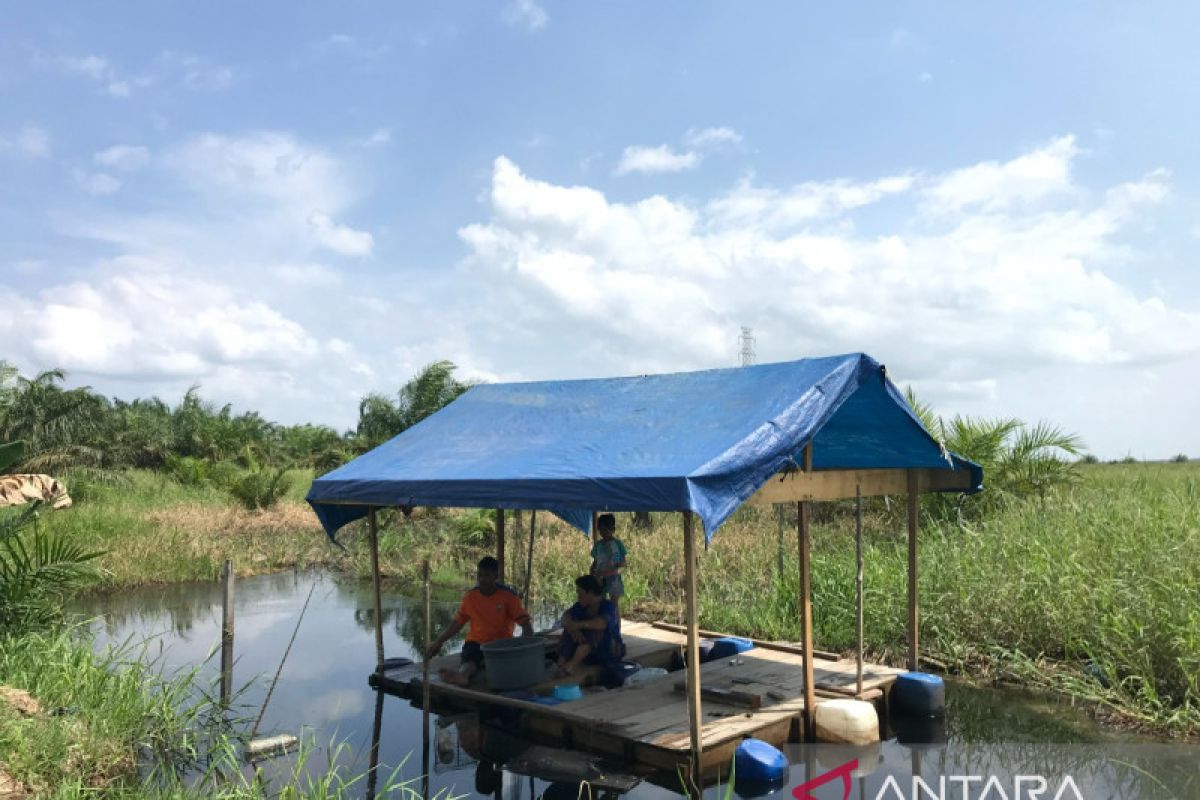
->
xmin=372 ymin=621 xmax=903 ymax=775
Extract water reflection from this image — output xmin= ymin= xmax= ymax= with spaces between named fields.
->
xmin=72 ymin=572 xmax=1198 ymax=800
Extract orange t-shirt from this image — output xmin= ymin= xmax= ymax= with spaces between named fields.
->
xmin=455 ymin=585 xmax=530 ymax=644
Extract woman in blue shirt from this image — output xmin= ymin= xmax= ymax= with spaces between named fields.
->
xmin=556 ymin=574 xmax=625 ymax=678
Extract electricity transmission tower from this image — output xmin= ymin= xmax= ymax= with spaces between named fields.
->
xmin=739 ymin=326 xmax=756 ymax=366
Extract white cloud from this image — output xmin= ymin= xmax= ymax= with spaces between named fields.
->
xmin=157 ymin=51 xmax=237 ymax=91
xmin=273 ymin=263 xmax=343 ymax=287
xmin=75 ymin=171 xmax=122 ymax=195
xmin=685 ymin=127 xmax=743 ymax=150
xmin=58 ymin=54 xmax=150 ymax=97
xmin=707 ymin=174 xmax=914 ymax=230
xmin=503 ymin=0 xmax=548 ymax=31
xmin=308 ymin=212 xmax=374 ymax=256
xmin=354 ymin=128 xmax=391 ymax=148
xmin=458 ymin=151 xmax=1199 ymax=406
xmin=94 ymin=144 xmax=150 ymax=171
xmin=0 ymin=269 xmax=318 ymax=379
xmin=0 ymin=124 xmax=51 ymax=158
xmin=922 ymin=135 xmax=1079 ymax=213
xmin=616 ymin=144 xmax=699 ymax=175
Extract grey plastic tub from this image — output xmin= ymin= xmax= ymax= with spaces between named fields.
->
xmin=481 ymin=636 xmax=545 ymax=691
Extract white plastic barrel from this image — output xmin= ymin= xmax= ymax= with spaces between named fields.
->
xmin=813 ymin=698 xmax=880 ymax=744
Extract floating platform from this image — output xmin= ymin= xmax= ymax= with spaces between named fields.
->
xmin=371 ymin=621 xmax=903 ymax=779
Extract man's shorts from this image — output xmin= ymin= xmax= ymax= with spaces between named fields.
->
xmin=602 ymin=573 xmax=625 ymax=599
xmin=461 ymin=641 xmax=484 ymax=665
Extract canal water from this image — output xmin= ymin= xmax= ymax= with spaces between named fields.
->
xmin=73 ymin=571 xmax=1198 ymax=799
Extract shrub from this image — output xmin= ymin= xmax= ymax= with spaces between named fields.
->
xmin=1171 ymin=453 xmax=1189 ymax=463
xmin=452 ymin=508 xmax=495 ymax=546
xmin=226 ymin=468 xmax=291 ymax=511
xmin=164 ymin=454 xmax=210 ymax=487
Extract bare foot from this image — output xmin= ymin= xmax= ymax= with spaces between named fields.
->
xmin=438 ymin=667 xmax=468 ymax=686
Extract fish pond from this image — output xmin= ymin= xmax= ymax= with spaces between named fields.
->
xmin=73 ymin=571 xmax=1197 ymax=799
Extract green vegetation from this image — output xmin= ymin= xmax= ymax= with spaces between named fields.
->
xmin=0 ymin=628 xmax=432 ymax=798
xmin=2 ymin=353 xmax=1197 ymax=799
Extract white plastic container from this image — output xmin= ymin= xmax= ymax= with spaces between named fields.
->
xmin=813 ymin=698 xmax=880 ymax=744
xmin=623 ymin=667 xmax=668 ymax=686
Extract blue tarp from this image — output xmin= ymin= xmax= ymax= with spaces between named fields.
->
xmin=307 ymin=353 xmax=981 ymax=541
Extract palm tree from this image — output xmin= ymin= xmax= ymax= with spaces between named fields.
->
xmin=905 ymin=387 xmax=1084 ymax=518
xmin=0 ymin=367 xmax=109 ymax=476
xmin=0 ymin=440 xmax=103 ymax=632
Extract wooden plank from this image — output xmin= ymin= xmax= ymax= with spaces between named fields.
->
xmin=907 ymin=469 xmax=920 ymax=671
xmin=682 ymin=511 xmax=703 ymax=792
xmin=671 ymin=683 xmax=762 ymax=708
xmin=648 ymin=622 xmax=840 ymax=662
xmin=369 ymin=508 xmax=384 ymax=671
xmin=798 ymin=444 xmax=816 ymax=740
xmin=745 ymin=466 xmax=974 ymax=505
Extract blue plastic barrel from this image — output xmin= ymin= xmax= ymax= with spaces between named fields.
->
xmin=734 ymin=738 xmax=787 ymax=784
xmin=890 ymin=672 xmax=946 ymax=717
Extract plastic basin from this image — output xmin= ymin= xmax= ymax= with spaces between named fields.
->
xmin=480 ymin=636 xmax=545 ymax=691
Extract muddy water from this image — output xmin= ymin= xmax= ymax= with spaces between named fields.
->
xmin=73 ymin=572 xmax=1198 ymax=799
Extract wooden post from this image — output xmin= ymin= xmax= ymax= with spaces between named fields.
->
xmin=523 ymin=510 xmax=537 ymax=603
xmin=369 ymin=508 xmax=385 ymax=672
xmin=798 ymin=443 xmax=816 ymax=739
xmin=220 ymin=558 xmax=235 ymax=706
xmin=855 ymin=485 xmax=864 ymax=697
xmin=366 ymin=688 xmax=385 ymax=800
xmin=495 ymin=508 xmax=506 ymax=583
xmin=421 ymin=559 xmax=432 ymax=800
xmin=591 ymin=511 xmax=600 ymax=545
xmin=907 ymin=469 xmax=920 ymax=672
xmin=682 ymin=511 xmax=703 ymax=792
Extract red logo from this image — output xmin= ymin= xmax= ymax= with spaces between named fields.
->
xmin=791 ymin=759 xmax=857 ymax=800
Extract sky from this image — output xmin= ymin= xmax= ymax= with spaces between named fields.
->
xmin=2 ymin=2 xmax=1199 ymax=459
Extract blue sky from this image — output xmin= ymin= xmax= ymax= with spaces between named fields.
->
xmin=2 ymin=2 xmax=1198 ymax=458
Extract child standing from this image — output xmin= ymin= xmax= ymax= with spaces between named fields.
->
xmin=590 ymin=513 xmax=627 ymax=620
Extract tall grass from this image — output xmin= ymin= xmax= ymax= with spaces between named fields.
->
xmin=0 ymin=627 xmax=443 ymax=798
xmin=363 ymin=463 xmax=1200 ymax=734
xmin=36 ymin=463 xmax=1200 ymax=734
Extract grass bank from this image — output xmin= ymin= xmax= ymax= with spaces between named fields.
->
xmin=39 ymin=463 xmax=1200 ymax=735
xmin=0 ymin=627 xmax=431 ymax=798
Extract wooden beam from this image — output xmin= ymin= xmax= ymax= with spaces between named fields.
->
xmin=682 ymin=511 xmax=703 ymax=792
xmin=855 ymin=485 xmax=864 ymax=697
xmin=907 ymin=469 xmax=920 ymax=672
xmin=745 ymin=466 xmax=973 ymax=506
xmin=369 ymin=508 xmax=385 ymax=672
xmin=495 ymin=508 xmax=506 ymax=583
xmin=798 ymin=441 xmax=816 ymax=740
xmin=797 ymin=498 xmax=815 ymax=740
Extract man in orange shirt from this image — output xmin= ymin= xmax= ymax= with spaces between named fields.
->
xmin=427 ymin=556 xmax=534 ymax=686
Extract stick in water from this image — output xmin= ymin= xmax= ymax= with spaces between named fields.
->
xmin=250 ymin=582 xmax=316 ymax=740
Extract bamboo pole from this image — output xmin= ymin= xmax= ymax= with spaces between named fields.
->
xmin=907 ymin=469 xmax=920 ymax=671
xmin=366 ymin=688 xmax=385 ymax=800
xmin=421 ymin=558 xmax=432 ymax=800
xmin=855 ymin=484 xmax=864 ymax=697
xmin=523 ymin=510 xmax=537 ymax=603
xmin=369 ymin=508 xmax=385 ymax=672
xmin=682 ymin=511 xmax=703 ymax=792
xmin=220 ymin=558 xmax=234 ymax=706
xmin=798 ymin=444 xmax=816 ymax=739
xmin=495 ymin=508 xmax=506 ymax=583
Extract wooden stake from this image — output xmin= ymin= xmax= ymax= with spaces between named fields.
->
xmin=682 ymin=511 xmax=703 ymax=792
xmin=855 ymin=484 xmax=864 ymax=697
xmin=367 ymin=688 xmax=385 ymax=800
xmin=220 ymin=558 xmax=234 ymax=706
xmin=421 ymin=559 xmax=432 ymax=800
xmin=495 ymin=508 xmax=506 ymax=583
xmin=907 ymin=469 xmax=920 ymax=672
xmin=369 ymin=508 xmax=385 ymax=672
xmin=523 ymin=510 xmax=537 ymax=603
xmin=591 ymin=510 xmax=600 ymax=545
xmin=798 ymin=443 xmax=816 ymax=740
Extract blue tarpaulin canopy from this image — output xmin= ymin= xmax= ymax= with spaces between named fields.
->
xmin=307 ymin=353 xmax=981 ymax=541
